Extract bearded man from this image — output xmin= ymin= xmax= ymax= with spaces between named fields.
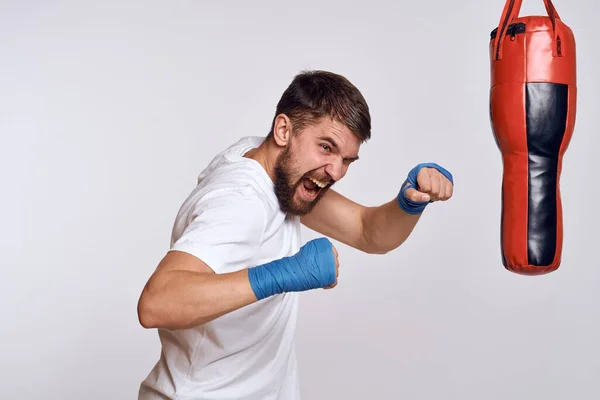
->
xmin=136 ymin=70 xmax=454 ymax=400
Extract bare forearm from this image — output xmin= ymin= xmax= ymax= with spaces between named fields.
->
xmin=138 ymin=269 xmax=257 ymax=330
xmin=361 ymin=199 xmax=421 ymax=254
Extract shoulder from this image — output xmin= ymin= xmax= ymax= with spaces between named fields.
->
xmin=192 ymin=180 xmax=268 ymax=221
xmin=172 ymin=181 xmax=269 ymax=250
xmin=173 ymin=136 xmax=277 ymax=232
xmin=195 ymin=147 xmax=276 ymax=212
xmin=198 ymin=163 xmax=268 ymax=207
xmin=170 ymin=182 xmax=269 ymax=273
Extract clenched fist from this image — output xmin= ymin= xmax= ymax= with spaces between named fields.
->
xmin=404 ymin=166 xmax=453 ymax=203
xmin=397 ymin=162 xmax=454 ymax=214
xmin=248 ymin=237 xmax=340 ymax=300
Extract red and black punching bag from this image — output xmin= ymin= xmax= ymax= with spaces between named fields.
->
xmin=489 ymin=0 xmax=576 ymax=275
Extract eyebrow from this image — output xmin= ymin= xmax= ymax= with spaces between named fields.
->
xmin=318 ymin=136 xmax=360 ymax=162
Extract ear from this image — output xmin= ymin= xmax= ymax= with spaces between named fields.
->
xmin=272 ymin=114 xmax=292 ymax=147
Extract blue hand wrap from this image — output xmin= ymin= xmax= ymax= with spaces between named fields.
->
xmin=248 ymin=237 xmax=337 ymax=300
xmin=397 ymin=162 xmax=454 ymax=215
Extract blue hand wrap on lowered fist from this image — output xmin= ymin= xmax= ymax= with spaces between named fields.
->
xmin=248 ymin=237 xmax=337 ymax=300
xmin=397 ymin=162 xmax=454 ymax=215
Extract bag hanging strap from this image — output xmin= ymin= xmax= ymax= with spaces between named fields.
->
xmin=492 ymin=0 xmax=563 ymax=60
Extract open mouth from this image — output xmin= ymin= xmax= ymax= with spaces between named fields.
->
xmin=299 ymin=176 xmax=328 ymax=201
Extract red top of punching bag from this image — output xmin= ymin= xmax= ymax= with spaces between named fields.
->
xmin=489 ymin=0 xmax=576 ymax=87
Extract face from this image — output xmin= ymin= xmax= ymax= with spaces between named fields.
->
xmin=273 ymin=117 xmax=361 ymax=216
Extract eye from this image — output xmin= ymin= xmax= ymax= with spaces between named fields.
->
xmin=321 ymin=143 xmax=331 ymax=152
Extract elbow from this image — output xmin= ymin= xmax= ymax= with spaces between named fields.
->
xmin=137 ymin=286 xmax=206 ymax=331
xmin=356 ymin=243 xmax=389 ymax=255
xmin=137 ymin=292 xmax=159 ymax=329
xmin=137 ymin=284 xmax=169 ymax=329
xmin=363 ymin=245 xmax=390 ymax=255
xmin=137 ymin=272 xmax=176 ymax=329
xmin=360 ymin=238 xmax=396 ymax=255
xmin=368 ymin=248 xmax=390 ymax=255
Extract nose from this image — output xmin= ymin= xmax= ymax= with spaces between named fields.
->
xmin=324 ymin=159 xmax=345 ymax=183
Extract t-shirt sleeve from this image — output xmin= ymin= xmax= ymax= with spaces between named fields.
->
xmin=170 ymin=186 xmax=268 ymax=274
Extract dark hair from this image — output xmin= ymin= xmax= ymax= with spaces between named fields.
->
xmin=267 ymin=70 xmax=371 ymax=142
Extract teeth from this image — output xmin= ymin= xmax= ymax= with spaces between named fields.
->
xmin=309 ymin=177 xmax=327 ymax=188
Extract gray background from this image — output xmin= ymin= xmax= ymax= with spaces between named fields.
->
xmin=1 ymin=0 xmax=598 ymax=399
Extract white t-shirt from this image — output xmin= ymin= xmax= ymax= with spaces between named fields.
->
xmin=139 ymin=136 xmax=302 ymax=400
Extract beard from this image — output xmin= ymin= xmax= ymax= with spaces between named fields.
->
xmin=273 ymin=143 xmax=331 ymax=216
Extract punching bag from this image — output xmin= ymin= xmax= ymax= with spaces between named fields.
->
xmin=489 ymin=0 xmax=576 ymax=275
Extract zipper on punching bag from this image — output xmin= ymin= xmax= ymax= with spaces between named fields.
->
xmin=490 ymin=22 xmax=526 ymax=41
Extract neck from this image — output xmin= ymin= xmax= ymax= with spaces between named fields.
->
xmin=243 ymin=137 xmax=280 ymax=182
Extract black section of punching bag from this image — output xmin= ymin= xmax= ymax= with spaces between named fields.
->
xmin=526 ymin=82 xmax=568 ymax=266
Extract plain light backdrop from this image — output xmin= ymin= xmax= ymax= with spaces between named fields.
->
xmin=1 ymin=0 xmax=598 ymax=398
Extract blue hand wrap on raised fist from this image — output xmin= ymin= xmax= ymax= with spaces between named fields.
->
xmin=397 ymin=162 xmax=454 ymax=215
xmin=248 ymin=237 xmax=337 ymax=300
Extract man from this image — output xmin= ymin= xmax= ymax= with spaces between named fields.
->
xmin=137 ymin=70 xmax=453 ymax=399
